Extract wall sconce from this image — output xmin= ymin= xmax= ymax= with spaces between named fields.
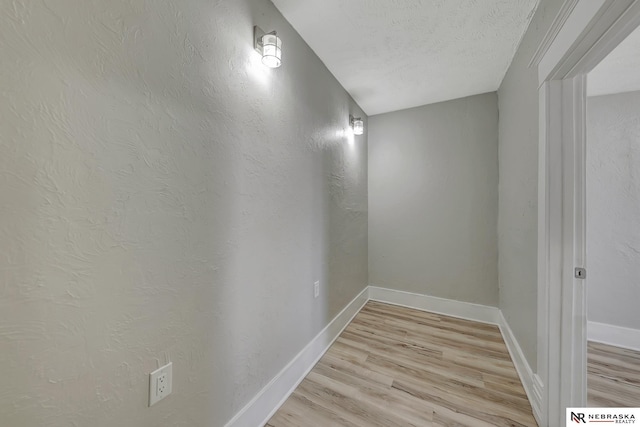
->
xmin=350 ymin=115 xmax=364 ymax=135
xmin=254 ymin=26 xmax=282 ymax=68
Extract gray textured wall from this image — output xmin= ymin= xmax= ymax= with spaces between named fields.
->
xmin=368 ymin=93 xmax=499 ymax=306
xmin=587 ymin=91 xmax=640 ymax=330
xmin=0 ymin=1 xmax=367 ymax=426
xmin=497 ymin=0 xmax=564 ymax=368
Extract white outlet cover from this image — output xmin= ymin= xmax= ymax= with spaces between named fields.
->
xmin=314 ymin=281 xmax=320 ymax=298
xmin=149 ymin=362 xmax=172 ymax=406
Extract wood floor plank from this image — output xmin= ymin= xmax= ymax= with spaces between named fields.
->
xmin=267 ymin=302 xmax=538 ymax=427
xmin=588 ymin=341 xmax=640 ymax=408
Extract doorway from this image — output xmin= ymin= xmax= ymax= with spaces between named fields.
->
xmin=585 ymin=27 xmax=640 ymax=406
xmin=534 ymin=0 xmax=640 ymax=425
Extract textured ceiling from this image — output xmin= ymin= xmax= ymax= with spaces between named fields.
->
xmin=271 ymin=0 xmax=539 ymax=115
xmin=588 ymin=25 xmax=640 ymax=97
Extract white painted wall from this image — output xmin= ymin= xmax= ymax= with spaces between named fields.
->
xmin=0 ymin=1 xmax=367 ymax=426
xmin=497 ymin=0 xmax=564 ymax=368
xmin=587 ymin=91 xmax=640 ymax=331
xmin=368 ymin=93 xmax=499 ymax=306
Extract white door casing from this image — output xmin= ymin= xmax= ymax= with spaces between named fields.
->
xmin=533 ymin=0 xmax=640 ymax=425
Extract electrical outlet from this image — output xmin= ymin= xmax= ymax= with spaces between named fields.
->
xmin=314 ymin=281 xmax=320 ymax=298
xmin=149 ymin=362 xmax=172 ymax=406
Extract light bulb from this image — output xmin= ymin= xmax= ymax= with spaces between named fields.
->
xmin=261 ymin=33 xmax=282 ymax=68
xmin=353 ymin=118 xmax=364 ymax=135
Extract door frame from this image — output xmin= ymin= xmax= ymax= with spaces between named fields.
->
xmin=533 ymin=0 xmax=640 ymax=425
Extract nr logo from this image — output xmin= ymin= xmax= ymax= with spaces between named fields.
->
xmin=571 ymin=412 xmax=586 ymax=423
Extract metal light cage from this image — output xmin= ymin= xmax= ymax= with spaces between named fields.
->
xmin=254 ymin=26 xmax=282 ymax=68
xmin=350 ymin=115 xmax=364 ymax=135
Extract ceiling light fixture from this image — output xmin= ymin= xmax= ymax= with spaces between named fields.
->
xmin=254 ymin=26 xmax=282 ymax=68
xmin=350 ymin=115 xmax=364 ymax=135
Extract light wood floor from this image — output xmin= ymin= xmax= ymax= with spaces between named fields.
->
xmin=588 ymin=341 xmax=640 ymax=407
xmin=267 ymin=301 xmax=537 ymax=427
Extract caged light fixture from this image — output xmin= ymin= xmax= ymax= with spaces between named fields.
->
xmin=350 ymin=115 xmax=364 ymax=135
xmin=254 ymin=26 xmax=282 ymax=68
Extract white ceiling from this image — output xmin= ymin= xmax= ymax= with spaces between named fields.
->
xmin=272 ymin=0 xmax=539 ymax=116
xmin=588 ymin=25 xmax=640 ymax=97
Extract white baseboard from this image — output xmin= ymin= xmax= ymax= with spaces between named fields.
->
xmin=588 ymin=321 xmax=640 ymax=351
xmin=224 ymin=286 xmax=369 ymax=427
xmin=368 ymin=286 xmax=501 ymax=325
xmin=532 ymin=374 xmax=544 ymax=425
xmin=498 ymin=312 xmax=543 ymax=426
